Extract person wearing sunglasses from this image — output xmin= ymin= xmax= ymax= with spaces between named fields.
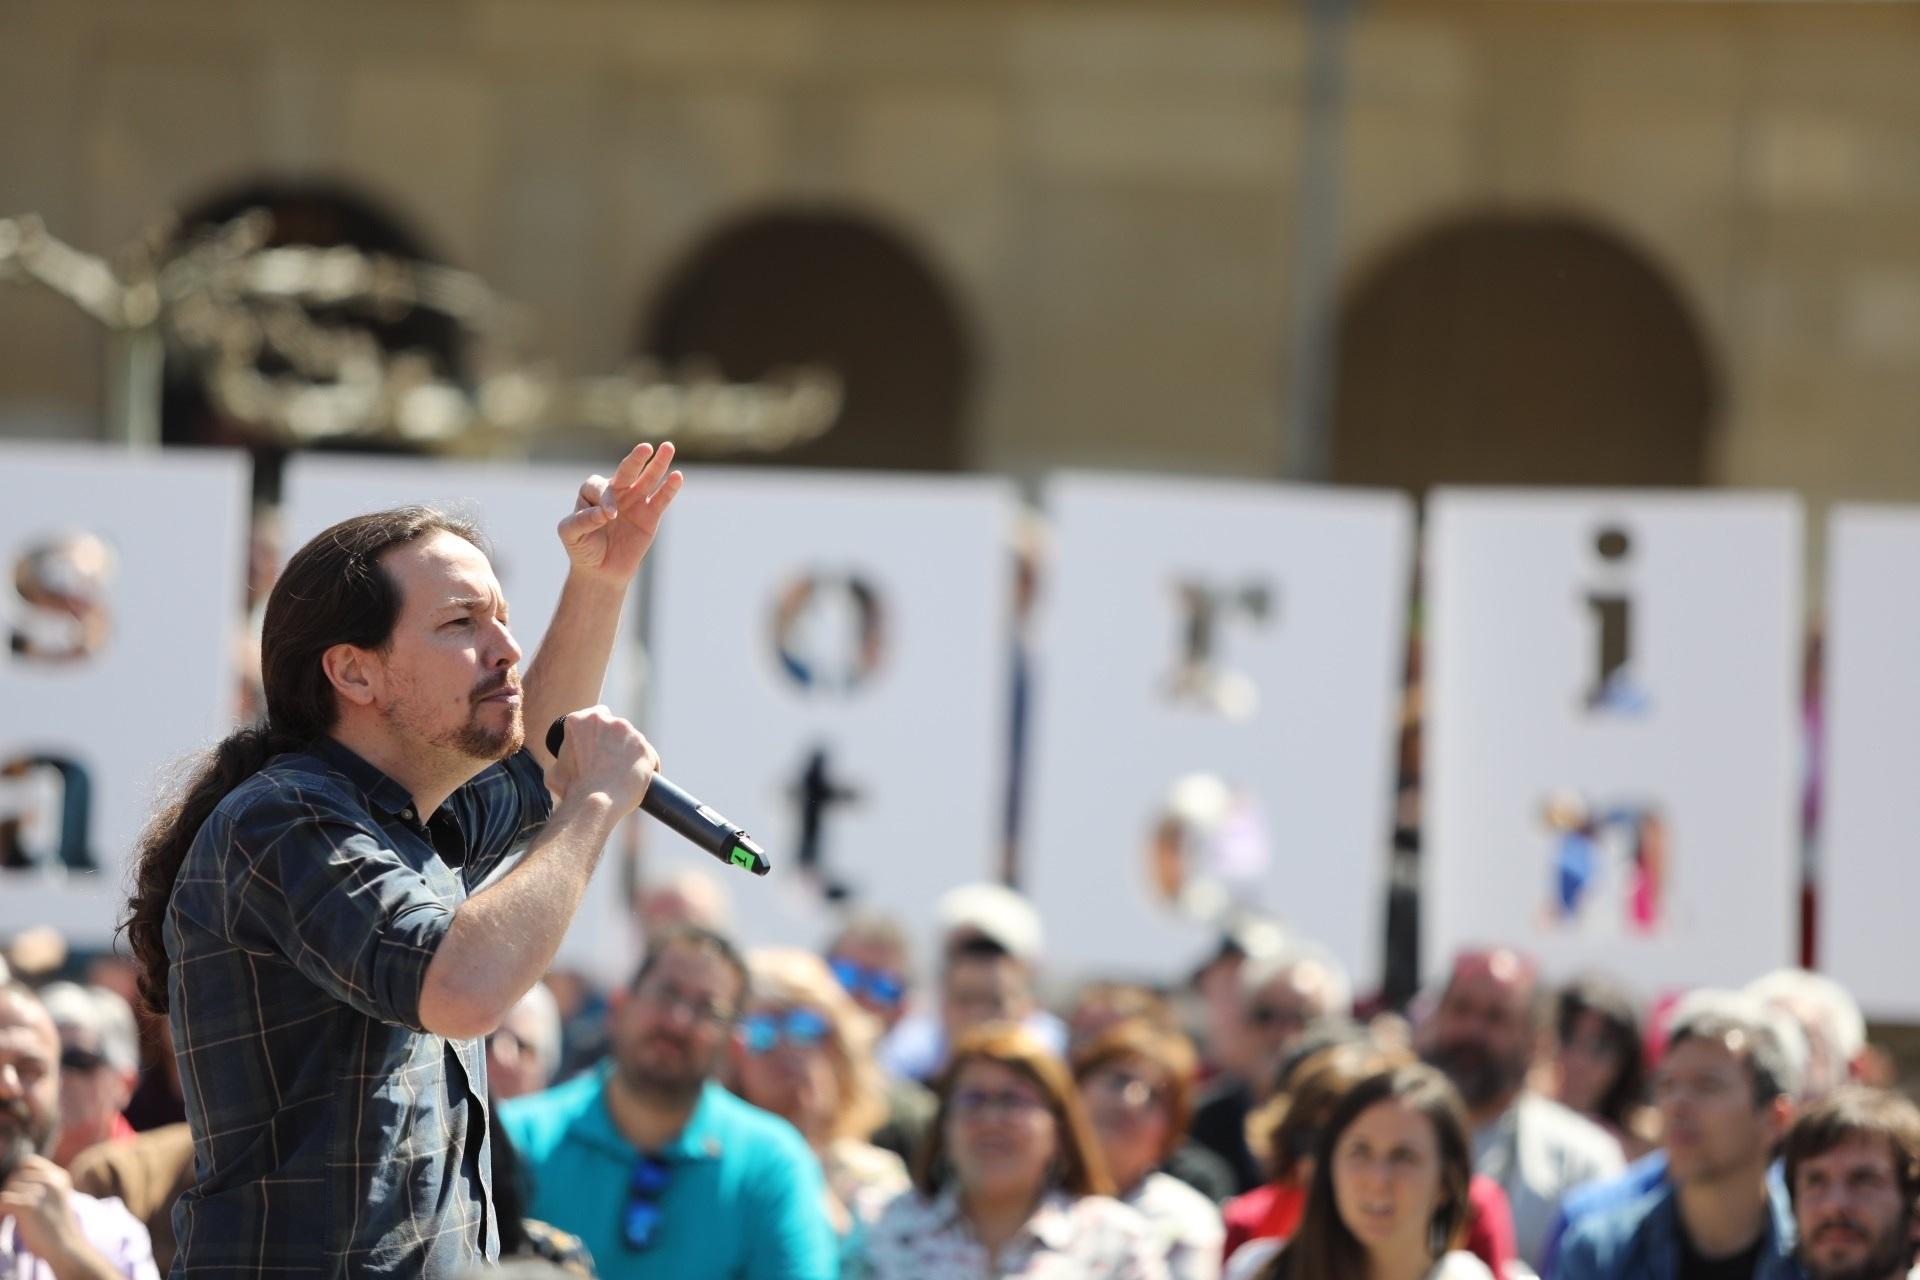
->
xmin=1070 ymin=1022 xmax=1225 ymax=1280
xmin=824 ymin=917 xmax=912 ymax=1036
xmin=36 ymin=984 xmax=140 ymax=1173
xmin=500 ymin=927 xmax=836 ymax=1279
xmin=1193 ymin=943 xmax=1353 ymax=1197
xmin=732 ymin=950 xmax=910 ymax=1260
xmin=862 ymin=1023 xmax=1167 ymax=1279
xmin=822 ymin=916 xmax=939 ymax=1170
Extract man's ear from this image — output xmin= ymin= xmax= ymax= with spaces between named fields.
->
xmin=322 ymin=643 xmax=382 ymax=708
xmin=1766 ymin=1094 xmax=1795 ymax=1147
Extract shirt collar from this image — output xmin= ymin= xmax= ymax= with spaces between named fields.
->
xmin=308 ymin=736 xmax=425 ymax=825
xmin=925 ymin=1185 xmax=1077 ymax=1251
xmin=571 ymin=1067 xmax=728 ymax=1163
xmin=1024 ymin=1190 xmax=1079 ymax=1251
xmin=928 ymin=1185 xmax=969 ymax=1232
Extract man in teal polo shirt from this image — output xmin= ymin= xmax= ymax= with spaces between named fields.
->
xmin=500 ymin=926 xmax=837 ymax=1279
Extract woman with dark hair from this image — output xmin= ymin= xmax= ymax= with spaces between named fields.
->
xmin=861 ymin=1023 xmax=1168 ymax=1278
xmin=1551 ymin=977 xmax=1657 ymax=1158
xmin=1228 ymin=1064 xmax=1492 ymax=1280
xmin=1225 ymin=1044 xmax=1513 ymax=1280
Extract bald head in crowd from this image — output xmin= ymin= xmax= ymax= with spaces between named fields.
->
xmin=1423 ymin=948 xmax=1541 ymax=1124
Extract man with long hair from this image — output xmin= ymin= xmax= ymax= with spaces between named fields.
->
xmin=121 ymin=442 xmax=683 ymax=1276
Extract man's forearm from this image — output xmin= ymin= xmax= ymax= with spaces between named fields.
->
xmin=47 ymin=1238 xmax=127 ymax=1280
xmin=417 ymin=794 xmax=622 ymax=1039
xmin=522 ymin=571 xmax=629 ymax=770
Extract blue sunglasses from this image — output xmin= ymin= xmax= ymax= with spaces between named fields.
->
xmin=740 ymin=1008 xmax=831 ymax=1055
xmin=622 ymin=1154 xmax=673 ymax=1251
xmin=828 ymin=956 xmax=906 ymax=1010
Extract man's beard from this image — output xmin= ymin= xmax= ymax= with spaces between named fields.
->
xmin=445 ymin=708 xmax=523 ymax=763
xmin=0 ymin=1097 xmax=53 ymax=1182
xmin=1798 ymin=1210 xmax=1915 ymax=1280
xmin=616 ymin=1036 xmax=718 ymax=1110
xmin=1422 ymin=1039 xmax=1528 ymax=1110
xmin=447 ymin=670 xmax=524 ymax=762
xmin=389 ymin=673 xmax=525 ymax=764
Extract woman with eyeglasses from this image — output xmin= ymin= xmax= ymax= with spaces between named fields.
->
xmin=1070 ymin=1022 xmax=1224 ymax=1280
xmin=732 ymin=949 xmax=910 ymax=1255
xmin=861 ymin=1023 xmax=1168 ymax=1279
xmin=1228 ymin=1064 xmax=1492 ymax=1280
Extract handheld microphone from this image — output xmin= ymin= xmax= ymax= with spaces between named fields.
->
xmin=546 ymin=718 xmax=771 ymax=876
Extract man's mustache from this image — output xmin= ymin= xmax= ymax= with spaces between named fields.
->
xmin=1812 ymin=1218 xmax=1869 ymax=1243
xmin=472 ymin=671 xmax=522 ymax=702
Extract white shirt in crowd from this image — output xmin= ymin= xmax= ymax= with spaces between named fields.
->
xmin=1224 ymin=1238 xmax=1494 ymax=1280
xmin=1472 ymin=1092 xmax=1624 ymax=1270
xmin=862 ymin=1185 xmax=1169 ymax=1280
xmin=1120 ymin=1171 xmax=1224 ymax=1280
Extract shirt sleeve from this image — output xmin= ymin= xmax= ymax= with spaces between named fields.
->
xmin=223 ymin=780 xmax=457 ymax=1032
xmin=455 ymin=747 xmax=555 ymax=886
xmin=745 ymin=1130 xmax=840 ymax=1280
xmin=1114 ymin=1227 xmax=1174 ymax=1280
xmin=1465 ymin=1175 xmax=1517 ymax=1278
xmin=1550 ymin=1219 xmax=1607 ymax=1280
xmin=72 ymin=1192 xmax=160 ymax=1280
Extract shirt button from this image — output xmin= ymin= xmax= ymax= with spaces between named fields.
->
xmin=400 ymin=809 xmax=414 ymax=821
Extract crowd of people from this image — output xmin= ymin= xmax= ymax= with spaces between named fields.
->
xmin=5 ymin=883 xmax=1918 ymax=1280
xmin=4 ymin=453 xmax=1914 ymax=1280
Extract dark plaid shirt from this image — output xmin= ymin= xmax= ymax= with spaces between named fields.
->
xmin=164 ymin=737 xmax=552 ymax=1277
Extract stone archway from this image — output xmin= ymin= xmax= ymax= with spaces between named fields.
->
xmin=642 ymin=208 xmax=973 ymax=471
xmin=1331 ymin=213 xmax=1717 ymax=489
xmin=160 ymin=179 xmax=461 ymax=496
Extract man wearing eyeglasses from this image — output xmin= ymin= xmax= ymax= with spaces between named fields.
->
xmin=499 ymin=927 xmax=837 ymax=1279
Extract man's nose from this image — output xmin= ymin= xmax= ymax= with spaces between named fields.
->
xmin=0 ymin=1062 xmax=21 ymax=1098
xmin=489 ymin=620 xmax=523 ymax=666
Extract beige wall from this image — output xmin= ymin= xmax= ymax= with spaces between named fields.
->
xmin=3 ymin=0 xmax=1919 ymax=542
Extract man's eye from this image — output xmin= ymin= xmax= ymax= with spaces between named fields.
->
xmin=443 ymin=618 xmax=472 ymax=629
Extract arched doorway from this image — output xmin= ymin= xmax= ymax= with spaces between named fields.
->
xmin=1330 ymin=213 xmax=1717 ymax=490
xmin=159 ymin=179 xmax=462 ymax=498
xmin=641 ymin=209 xmax=972 ymax=471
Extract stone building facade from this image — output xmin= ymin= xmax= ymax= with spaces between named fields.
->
xmin=0 ymin=0 xmax=1916 ymax=544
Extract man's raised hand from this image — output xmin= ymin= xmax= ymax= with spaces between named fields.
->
xmin=557 ymin=441 xmax=685 ymax=585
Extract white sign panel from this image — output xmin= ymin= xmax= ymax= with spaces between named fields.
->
xmin=283 ymin=454 xmax=638 ymax=983
xmin=1024 ymin=474 xmax=1414 ymax=989
xmin=648 ymin=469 xmax=1015 ymax=967
xmin=1821 ymin=506 xmax=1920 ymax=1018
xmin=0 ymin=443 xmax=249 ymax=944
xmin=1424 ymin=490 xmax=1802 ymax=993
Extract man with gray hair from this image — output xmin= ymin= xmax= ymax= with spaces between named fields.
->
xmin=487 ymin=981 xmax=564 ymax=1103
xmin=1745 ymin=969 xmax=1865 ymax=1102
xmin=37 ymin=984 xmax=140 ymax=1172
xmin=1558 ymin=992 xmax=1803 ymax=1280
xmin=1190 ymin=938 xmax=1353 ymax=1193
